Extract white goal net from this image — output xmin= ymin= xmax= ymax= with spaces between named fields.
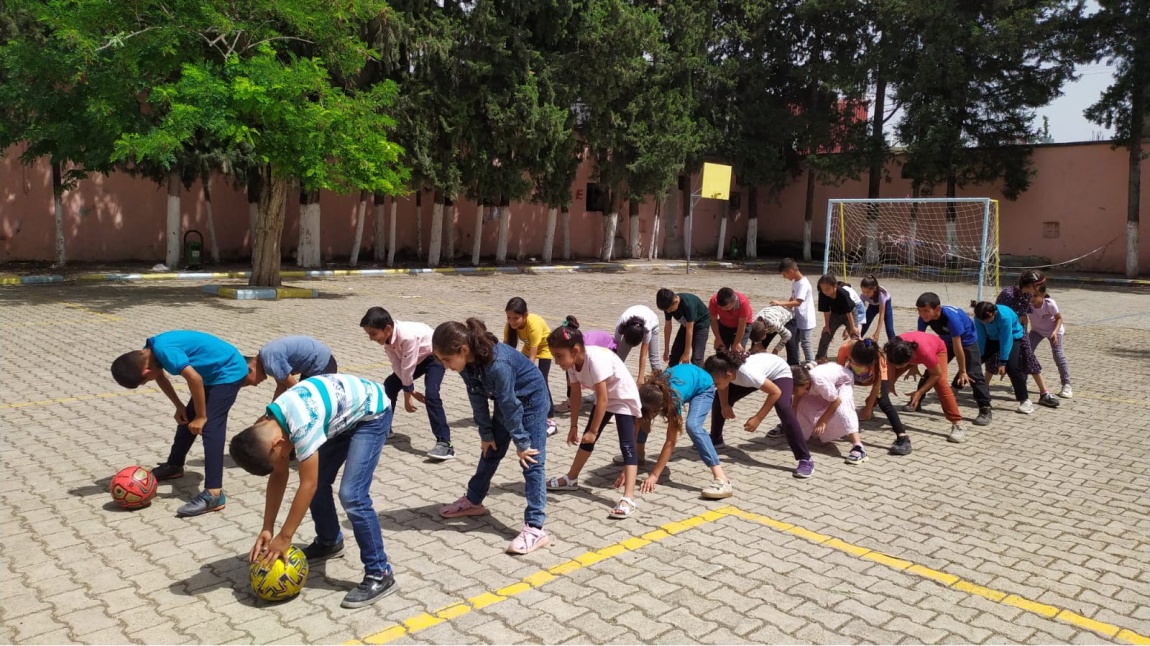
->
xmin=824 ymin=198 xmax=1000 ymax=301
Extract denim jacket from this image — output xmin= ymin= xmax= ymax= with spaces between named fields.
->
xmin=460 ymin=343 xmax=550 ymax=451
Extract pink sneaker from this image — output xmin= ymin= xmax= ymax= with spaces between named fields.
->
xmin=439 ymin=496 xmax=487 ymax=518
xmin=507 ymin=526 xmax=550 ymax=555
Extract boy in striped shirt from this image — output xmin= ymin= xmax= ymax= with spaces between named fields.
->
xmin=230 ymin=374 xmax=396 ymax=609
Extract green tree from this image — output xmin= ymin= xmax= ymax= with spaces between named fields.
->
xmin=1085 ymin=0 xmax=1148 ymax=278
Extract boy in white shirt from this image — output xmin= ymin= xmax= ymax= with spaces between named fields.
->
xmin=770 ymin=258 xmax=817 ymax=363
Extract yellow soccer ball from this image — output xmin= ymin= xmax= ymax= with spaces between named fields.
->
xmin=249 ymin=546 xmax=309 ymax=602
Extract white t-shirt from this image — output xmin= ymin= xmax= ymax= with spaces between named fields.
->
xmin=792 ymin=278 xmax=817 ymax=330
xmin=616 ymin=305 xmax=661 ymax=345
xmin=1028 ymin=297 xmax=1064 ymax=337
xmin=733 ymin=353 xmax=792 ymax=389
xmin=842 ymin=285 xmax=863 ymax=306
xmin=569 ymin=346 xmax=643 ymax=417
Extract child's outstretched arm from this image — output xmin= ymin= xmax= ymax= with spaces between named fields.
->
xmin=642 ymin=419 xmax=679 ymax=493
xmin=812 ymin=397 xmax=842 ymax=438
xmin=911 ymin=364 xmax=941 ymax=408
xmin=746 ymin=380 xmax=782 ymax=432
xmin=253 ymin=454 xmax=318 ymax=567
xmin=662 ymin=320 xmax=672 ymax=363
xmin=579 ymin=381 xmax=610 ymax=449
xmin=951 ymin=335 xmax=970 ymax=385
xmin=637 ymin=341 xmax=649 ymax=382
xmin=153 ymin=371 xmax=185 ymax=415
xmin=177 ymin=366 xmax=208 ymax=434
xmin=490 ymin=363 xmax=536 ymax=466
xmin=681 ymin=322 xmax=695 ymax=364
xmin=567 ymin=381 xmax=583 ymax=446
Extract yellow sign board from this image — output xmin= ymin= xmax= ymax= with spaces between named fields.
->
xmin=700 ymin=163 xmax=733 ymax=200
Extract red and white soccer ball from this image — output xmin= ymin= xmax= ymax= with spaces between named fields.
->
xmin=109 ymin=466 xmax=158 ymax=510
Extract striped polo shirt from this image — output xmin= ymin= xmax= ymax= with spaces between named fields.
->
xmin=267 ymin=375 xmax=390 ymax=461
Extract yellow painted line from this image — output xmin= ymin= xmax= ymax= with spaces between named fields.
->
xmin=1075 ymin=392 xmax=1149 ymax=407
xmin=733 ymin=507 xmax=1148 ymax=644
xmin=351 ymin=507 xmax=731 ymax=645
xmin=59 ymin=302 xmax=121 ymax=321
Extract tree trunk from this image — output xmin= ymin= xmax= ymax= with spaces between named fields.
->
xmin=717 ymin=201 xmax=729 ymax=261
xmin=444 ymin=198 xmax=456 ymax=263
xmin=868 ymin=58 xmax=887 ymax=200
xmin=373 ymin=193 xmax=386 ymax=262
xmin=50 ymin=161 xmax=66 ymax=267
xmin=496 ymin=199 xmax=511 ymax=264
xmin=428 ymin=191 xmax=444 ymax=267
xmin=746 ymin=185 xmax=758 ymax=259
xmin=415 ymin=191 xmax=424 ymax=261
xmin=664 ymin=177 xmax=683 ymax=258
xmin=166 ymin=172 xmax=180 ymax=268
xmin=803 ymin=167 xmax=815 ymax=262
xmin=297 ymin=189 xmax=321 ymax=268
xmin=681 ymin=175 xmax=692 ymax=263
xmin=647 ymin=201 xmax=661 ymax=260
xmin=601 ymin=191 xmax=621 ymax=262
xmin=560 ymin=206 xmax=571 ymax=260
xmin=202 ymin=171 xmax=220 ymax=264
xmin=1125 ymin=75 xmax=1145 ymax=278
xmin=247 ymin=173 xmax=260 ymax=258
xmin=628 ymin=199 xmax=641 ymax=258
xmin=350 ymin=189 xmax=369 ymax=267
xmin=250 ymin=165 xmax=289 ymax=287
xmin=472 ymin=203 xmax=485 ymax=266
xmin=387 ymin=197 xmax=397 ymax=267
xmin=542 ymin=206 xmax=558 ymax=263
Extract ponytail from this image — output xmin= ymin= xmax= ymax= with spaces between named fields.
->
xmin=547 ymin=324 xmax=585 ymax=351
xmin=618 ymin=315 xmax=647 ymax=346
xmin=849 ymin=338 xmax=882 ymax=375
xmin=972 ymin=301 xmax=997 ymax=321
xmin=1018 ymin=270 xmax=1046 ymax=290
xmin=704 ymin=347 xmax=747 ymax=377
xmin=561 ymin=315 xmax=581 ymax=330
xmin=433 ymin=318 xmax=498 ymax=367
xmin=639 ymin=371 xmax=683 ymax=436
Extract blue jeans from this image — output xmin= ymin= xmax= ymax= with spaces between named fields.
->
xmin=466 ymin=408 xmax=548 ymax=529
xmin=168 ymin=378 xmax=245 ymax=490
xmin=860 ymin=300 xmax=896 ymax=341
xmin=310 ymin=407 xmax=394 ymax=577
xmin=384 ymin=355 xmax=449 ymax=442
xmin=637 ymin=387 xmax=719 ymax=467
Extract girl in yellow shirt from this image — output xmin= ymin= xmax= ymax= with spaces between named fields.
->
xmin=505 ymin=297 xmax=557 ymax=435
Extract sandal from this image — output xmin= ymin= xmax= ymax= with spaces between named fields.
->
xmin=546 ymin=475 xmax=579 ymax=491
xmin=608 ymin=497 xmax=637 ymax=519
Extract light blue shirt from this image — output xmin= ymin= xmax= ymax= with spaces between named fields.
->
xmin=665 ymin=364 xmax=714 ymax=415
xmin=259 ymin=336 xmax=333 ymax=382
xmin=146 ymin=330 xmax=247 ymax=386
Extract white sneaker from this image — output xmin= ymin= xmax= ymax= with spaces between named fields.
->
xmin=701 ymin=479 xmax=733 ymax=500
xmin=1017 ymin=400 xmax=1034 ymax=415
xmin=1058 ymin=384 xmax=1073 ymax=399
xmin=947 ymin=423 xmax=967 ymax=443
xmin=546 ymin=419 xmax=558 ymax=436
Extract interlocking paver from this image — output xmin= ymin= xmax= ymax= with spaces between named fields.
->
xmin=1 ymin=270 xmax=1147 ymax=644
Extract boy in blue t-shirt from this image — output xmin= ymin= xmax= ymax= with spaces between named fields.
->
xmin=111 ymin=330 xmax=250 ymax=517
xmin=229 ymin=374 xmax=397 ymax=609
xmin=915 ymin=293 xmax=992 ymax=426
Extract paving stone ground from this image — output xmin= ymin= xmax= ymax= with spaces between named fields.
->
xmin=1 ymin=268 xmax=1147 ymax=645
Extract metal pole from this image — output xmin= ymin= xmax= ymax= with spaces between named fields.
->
xmin=823 ymin=200 xmax=835 ymax=275
xmin=977 ymin=197 xmax=991 ymax=302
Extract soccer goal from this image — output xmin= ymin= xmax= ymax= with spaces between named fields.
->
xmin=823 ymin=198 xmax=1000 ymax=302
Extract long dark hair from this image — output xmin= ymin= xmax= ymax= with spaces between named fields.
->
xmin=639 ymin=370 xmax=683 ymax=437
xmin=860 ymin=275 xmax=880 ymax=294
xmin=704 ymin=347 xmax=747 ymax=377
xmin=791 ymin=363 xmax=813 ymax=388
xmin=849 ymin=338 xmax=882 ymax=375
xmin=618 ymin=315 xmax=647 ymax=346
xmin=971 ymin=301 xmax=997 ymax=321
xmin=505 ymin=297 xmax=528 ymax=315
xmin=547 ymin=324 xmax=584 ymax=351
xmin=433 ymin=318 xmax=498 ymax=367
xmin=1017 ymin=270 xmax=1046 ymax=290
xmin=883 ymin=336 xmax=918 ymax=366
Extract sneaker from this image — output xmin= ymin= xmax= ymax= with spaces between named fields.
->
xmin=701 ymin=479 xmax=734 ymax=500
xmin=1058 ymin=384 xmax=1073 ymax=399
xmin=546 ymin=419 xmax=558 ymax=437
xmin=341 ymin=571 xmax=397 ymax=609
xmin=302 ymin=538 xmax=345 ymax=561
xmin=889 ymin=437 xmax=912 ymax=456
xmin=765 ymin=425 xmax=784 ymax=439
xmin=151 ymin=463 xmax=184 ymax=480
xmin=1017 ymin=400 xmax=1034 ymax=415
xmin=439 ymin=496 xmax=487 ymax=518
xmin=554 ymin=400 xmax=571 ymax=413
xmin=901 ymin=403 xmax=921 ymax=413
xmin=427 ymin=440 xmax=456 ymax=461
xmin=712 ymin=441 xmax=726 ymax=449
xmin=506 ymin=526 xmax=550 ymax=555
xmin=973 ymin=406 xmax=993 ymax=427
xmin=793 ymin=459 xmax=814 ymax=479
xmin=611 ymin=454 xmax=647 ymax=466
xmin=845 ymin=445 xmax=868 ymax=465
xmin=947 ymin=423 xmax=967 ymax=443
xmin=176 ymin=490 xmax=226 ymax=517
xmin=1038 ymin=392 xmax=1060 ymax=408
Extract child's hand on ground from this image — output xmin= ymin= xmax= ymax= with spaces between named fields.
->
xmin=639 ymin=475 xmax=659 ymax=493
xmin=188 ymin=416 xmax=207 ymax=435
xmin=480 ymin=440 xmax=497 ymax=456
xmin=249 ymin=530 xmax=273 ymax=563
xmin=612 ymin=472 xmax=626 ymax=489
xmin=721 ymin=405 xmax=736 ymax=420
xmin=516 ymin=447 xmax=539 ymax=468
xmin=744 ymin=413 xmax=765 ymax=433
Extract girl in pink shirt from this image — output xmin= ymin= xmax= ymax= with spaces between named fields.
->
xmin=554 ymin=315 xmax=617 ymax=413
xmin=545 ymin=326 xmax=642 ymax=519
xmin=884 ymin=332 xmax=966 ymax=443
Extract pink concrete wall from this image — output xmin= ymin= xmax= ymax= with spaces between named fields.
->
xmin=2 ymin=141 xmax=1146 ymax=273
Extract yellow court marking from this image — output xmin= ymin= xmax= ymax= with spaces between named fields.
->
xmin=345 ymin=508 xmax=734 ymax=645
xmin=1073 ymin=392 xmax=1150 ymax=407
xmin=58 ymin=302 xmax=122 ymax=322
xmin=0 ymin=362 xmax=390 ymax=410
xmin=345 ymin=504 xmax=1150 ymax=645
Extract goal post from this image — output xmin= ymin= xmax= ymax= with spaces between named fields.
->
xmin=823 ymin=198 xmax=1000 ymax=302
